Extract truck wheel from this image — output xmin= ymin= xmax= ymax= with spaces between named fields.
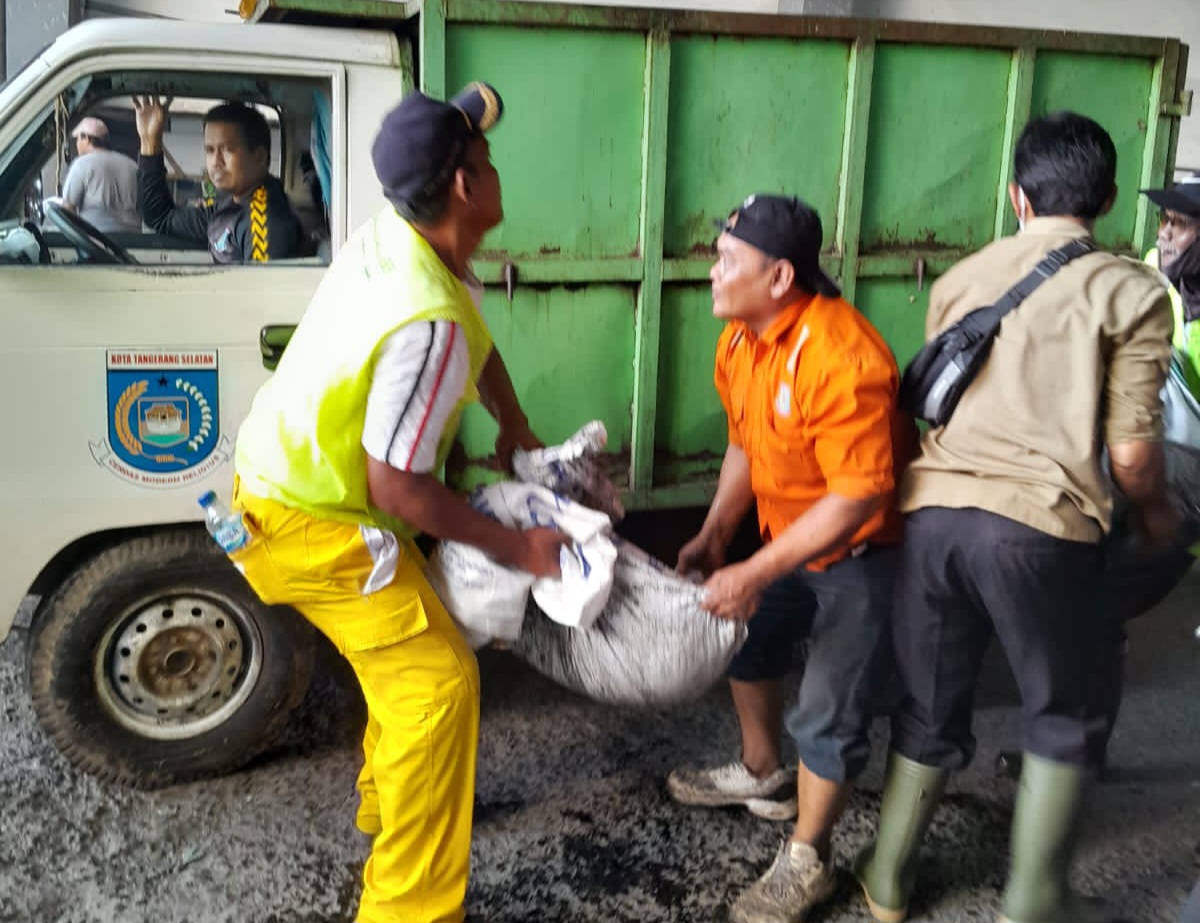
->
xmin=27 ymin=529 xmax=316 ymax=788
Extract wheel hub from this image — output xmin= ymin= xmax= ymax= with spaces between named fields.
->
xmin=137 ymin=625 xmax=220 ymax=698
xmin=97 ymin=593 xmax=261 ymax=739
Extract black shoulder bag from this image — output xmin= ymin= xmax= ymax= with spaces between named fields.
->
xmin=900 ymin=238 xmax=1095 ymax=427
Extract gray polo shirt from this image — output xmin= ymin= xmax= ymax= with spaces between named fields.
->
xmin=62 ymin=149 xmax=140 ymax=234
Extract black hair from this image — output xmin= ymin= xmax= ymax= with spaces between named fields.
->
xmin=1013 ymin=111 xmax=1117 ymax=220
xmin=393 ymin=183 xmax=453 ymax=224
xmin=797 ymin=266 xmax=841 ymax=299
xmin=758 ymin=252 xmax=841 ymax=298
xmin=79 ymin=133 xmax=108 ymax=149
xmin=204 ymin=102 xmax=272 ymax=157
xmin=392 ymin=137 xmax=478 ymax=225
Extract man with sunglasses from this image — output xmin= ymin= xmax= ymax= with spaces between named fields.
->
xmin=1145 ymin=173 xmax=1200 ymax=395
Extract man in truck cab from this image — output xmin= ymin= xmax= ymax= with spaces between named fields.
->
xmin=61 ymin=116 xmax=141 ymax=234
xmin=229 ymin=82 xmax=569 ymax=923
xmin=131 ymin=95 xmax=303 ymax=263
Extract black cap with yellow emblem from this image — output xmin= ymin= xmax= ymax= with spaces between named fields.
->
xmin=371 ymin=81 xmax=504 ymax=211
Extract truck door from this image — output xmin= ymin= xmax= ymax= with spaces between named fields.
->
xmin=0 ymin=55 xmax=347 ymax=787
xmin=0 ymin=62 xmax=346 ymax=526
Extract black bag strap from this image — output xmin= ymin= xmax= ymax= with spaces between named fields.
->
xmin=958 ymin=237 xmax=1097 ymax=337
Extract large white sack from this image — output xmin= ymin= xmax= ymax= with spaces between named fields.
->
xmin=470 ymin=481 xmax=617 ymax=630
xmin=513 ymin=421 xmax=625 ymax=523
xmin=425 ymin=481 xmax=618 ymax=646
xmin=424 ymin=540 xmax=532 ymax=648
xmin=512 ymin=539 xmax=747 ymax=707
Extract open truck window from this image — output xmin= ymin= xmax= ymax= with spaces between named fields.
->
xmin=0 ymin=69 xmax=333 ymax=267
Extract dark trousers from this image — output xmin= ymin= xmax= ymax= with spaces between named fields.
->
xmin=1088 ymin=527 xmax=1195 ymax=759
xmin=1181 ymin=878 xmax=1200 ymax=923
xmin=727 ymin=547 xmax=896 ymax=783
xmin=1102 ymin=526 xmax=1196 ymax=622
xmin=890 ymin=507 xmax=1107 ymax=769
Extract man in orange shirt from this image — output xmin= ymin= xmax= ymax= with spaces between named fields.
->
xmin=668 ymin=194 xmax=903 ymax=923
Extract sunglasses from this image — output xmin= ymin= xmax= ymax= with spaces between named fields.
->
xmin=1159 ymin=210 xmax=1200 ymax=231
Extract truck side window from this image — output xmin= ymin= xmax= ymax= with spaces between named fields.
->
xmin=0 ymin=70 xmax=333 ymax=268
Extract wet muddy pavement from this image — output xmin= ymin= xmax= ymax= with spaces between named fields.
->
xmin=2 ymin=573 xmax=1198 ymax=923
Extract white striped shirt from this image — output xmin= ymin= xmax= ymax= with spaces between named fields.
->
xmin=361 ymin=319 xmax=471 ymax=473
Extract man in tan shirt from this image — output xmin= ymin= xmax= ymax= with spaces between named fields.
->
xmin=854 ymin=112 xmax=1177 ymax=923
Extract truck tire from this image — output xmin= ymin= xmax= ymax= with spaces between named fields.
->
xmin=26 ymin=529 xmax=316 ymax=788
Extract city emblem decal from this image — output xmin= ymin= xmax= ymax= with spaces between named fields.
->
xmin=90 ymin=349 xmax=233 ymax=488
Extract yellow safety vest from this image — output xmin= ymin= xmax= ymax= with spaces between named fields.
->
xmin=1146 ymin=248 xmax=1199 ymax=396
xmin=235 ymin=206 xmax=493 ymax=537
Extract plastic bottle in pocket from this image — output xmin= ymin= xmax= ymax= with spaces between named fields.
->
xmin=198 ymin=490 xmax=251 ymax=554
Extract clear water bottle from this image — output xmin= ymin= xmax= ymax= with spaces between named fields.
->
xmin=198 ymin=490 xmax=251 ymax=554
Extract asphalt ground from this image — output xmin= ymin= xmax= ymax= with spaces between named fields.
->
xmin=1 ymin=563 xmax=1197 ymax=923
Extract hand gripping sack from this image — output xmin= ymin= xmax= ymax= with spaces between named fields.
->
xmin=512 ymin=540 xmax=747 ymax=708
xmin=512 ymin=420 xmax=625 ymax=523
xmin=425 ymin=481 xmax=617 ymax=647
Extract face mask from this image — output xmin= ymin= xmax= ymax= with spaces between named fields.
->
xmin=1017 ymin=187 xmax=1028 ymax=231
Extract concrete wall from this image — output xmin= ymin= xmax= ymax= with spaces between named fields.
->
xmin=5 ymin=0 xmax=78 ymax=79
xmin=83 ymin=0 xmax=239 ymax=19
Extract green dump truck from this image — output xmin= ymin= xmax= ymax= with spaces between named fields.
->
xmin=0 ymin=0 xmax=1188 ymax=786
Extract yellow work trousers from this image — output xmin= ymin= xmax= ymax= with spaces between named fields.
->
xmin=232 ymin=481 xmax=480 ymax=923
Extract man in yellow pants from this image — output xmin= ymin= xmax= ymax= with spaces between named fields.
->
xmin=230 ymin=82 xmax=568 ymax=923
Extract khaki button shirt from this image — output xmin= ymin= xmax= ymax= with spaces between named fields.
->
xmin=901 ymin=217 xmax=1173 ymax=542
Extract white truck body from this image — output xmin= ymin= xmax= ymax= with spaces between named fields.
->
xmin=0 ymin=19 xmax=406 ymax=636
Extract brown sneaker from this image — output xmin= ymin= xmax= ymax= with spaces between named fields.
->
xmin=667 ymin=761 xmax=797 ymax=820
xmin=730 ymin=840 xmax=837 ymax=923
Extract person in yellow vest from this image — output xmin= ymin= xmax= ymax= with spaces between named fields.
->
xmin=1141 ymin=171 xmax=1200 ymax=923
xmin=230 ymin=83 xmax=569 ymax=923
xmin=1143 ymin=172 xmax=1200 ymax=394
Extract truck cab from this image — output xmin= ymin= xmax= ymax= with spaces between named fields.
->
xmin=0 ymin=18 xmax=406 ymax=786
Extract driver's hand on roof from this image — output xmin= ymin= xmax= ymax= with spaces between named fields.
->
xmin=131 ymin=96 xmax=173 ymax=149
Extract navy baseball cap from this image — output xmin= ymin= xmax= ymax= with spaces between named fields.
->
xmin=1142 ymin=172 xmax=1200 ymax=218
xmin=720 ymin=194 xmax=840 ymax=298
xmin=371 ymin=81 xmax=504 ymax=209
